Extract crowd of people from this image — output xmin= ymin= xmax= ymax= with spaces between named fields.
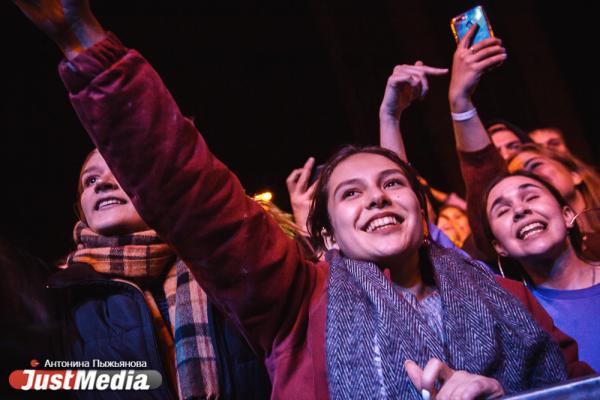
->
xmin=3 ymin=1 xmax=599 ymax=399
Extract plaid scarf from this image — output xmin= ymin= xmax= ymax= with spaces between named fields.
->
xmin=66 ymin=221 xmax=219 ymax=400
xmin=325 ymin=243 xmax=567 ymax=399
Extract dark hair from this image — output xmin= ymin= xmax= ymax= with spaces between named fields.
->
xmin=485 ymin=118 xmax=532 ymax=144
xmin=307 ymin=145 xmax=428 ymax=251
xmin=480 ymin=171 xmax=582 ymax=278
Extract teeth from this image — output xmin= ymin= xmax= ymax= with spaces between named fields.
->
xmin=517 ymin=222 xmax=546 ymax=240
xmin=97 ymin=199 xmax=124 ymax=210
xmin=366 ymin=216 xmax=401 ymax=233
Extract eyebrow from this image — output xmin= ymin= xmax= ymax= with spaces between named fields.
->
xmin=379 ymin=169 xmax=406 ymax=181
xmin=332 ymin=168 xmax=405 ymax=198
xmin=80 ymin=165 xmax=101 ymax=178
xmin=522 ymin=156 xmax=542 ymax=169
xmin=489 ymin=182 xmax=542 ymax=212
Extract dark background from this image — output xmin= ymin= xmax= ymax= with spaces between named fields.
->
xmin=1 ymin=0 xmax=597 ymax=263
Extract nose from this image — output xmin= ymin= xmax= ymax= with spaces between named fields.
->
xmin=94 ymin=175 xmax=119 ymax=193
xmin=512 ymin=204 xmax=532 ymax=222
xmin=366 ymin=188 xmax=391 ymax=210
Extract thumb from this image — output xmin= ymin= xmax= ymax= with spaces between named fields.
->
xmin=459 ymin=23 xmax=478 ymax=49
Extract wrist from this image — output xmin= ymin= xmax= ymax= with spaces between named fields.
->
xmin=379 ymin=110 xmax=402 ymax=124
xmin=57 ymin=17 xmax=106 ymax=60
xmin=448 ymin=94 xmax=474 ymax=113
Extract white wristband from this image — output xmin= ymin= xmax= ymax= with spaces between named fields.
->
xmin=451 ymin=108 xmax=477 ymax=122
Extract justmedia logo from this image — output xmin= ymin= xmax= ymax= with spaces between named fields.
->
xmin=8 ymin=360 xmax=162 ymax=391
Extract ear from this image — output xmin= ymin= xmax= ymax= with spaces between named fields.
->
xmin=322 ymin=229 xmax=339 ymax=251
xmin=491 ymin=239 xmax=508 ymax=257
xmin=570 ymin=171 xmax=583 ymax=186
xmin=562 ymin=205 xmax=577 ymax=228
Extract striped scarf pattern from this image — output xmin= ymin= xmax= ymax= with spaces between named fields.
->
xmin=325 ymin=243 xmax=567 ymax=399
xmin=67 ymin=221 xmax=219 ymax=400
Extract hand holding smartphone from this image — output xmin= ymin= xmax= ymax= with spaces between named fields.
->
xmin=450 ymin=5 xmax=494 ymax=46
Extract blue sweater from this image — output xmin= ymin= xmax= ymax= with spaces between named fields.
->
xmin=532 ymin=283 xmax=600 ymax=371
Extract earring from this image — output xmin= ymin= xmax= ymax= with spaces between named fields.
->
xmin=496 ymin=256 xmax=506 ymax=278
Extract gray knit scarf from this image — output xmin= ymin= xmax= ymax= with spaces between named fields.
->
xmin=325 ymin=243 xmax=567 ymax=399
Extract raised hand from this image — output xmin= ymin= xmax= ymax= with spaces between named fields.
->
xmin=286 ymin=157 xmax=318 ymax=235
xmin=13 ymin=0 xmax=105 ymax=59
xmin=378 ymin=61 xmax=447 ymax=162
xmin=379 ymin=61 xmax=448 ymax=121
xmin=449 ymin=24 xmax=506 ymax=111
xmin=405 ymin=358 xmax=504 ymax=400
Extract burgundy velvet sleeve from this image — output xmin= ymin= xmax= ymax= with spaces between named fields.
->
xmin=58 ymin=34 xmax=320 ymax=357
xmin=458 ymin=145 xmax=506 ymax=261
xmin=496 ymin=277 xmax=595 ymax=378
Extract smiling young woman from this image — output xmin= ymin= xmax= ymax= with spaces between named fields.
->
xmin=13 ymin=0 xmax=577 ymax=398
xmin=77 ymin=149 xmax=149 ymax=236
xmin=483 ymin=171 xmax=600 ymax=371
xmin=46 ymin=148 xmax=273 ymax=399
xmin=309 ymin=147 xmax=427 ymax=287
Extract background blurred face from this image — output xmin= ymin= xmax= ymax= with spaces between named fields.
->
xmin=326 ymin=153 xmax=423 ymax=265
xmin=490 ymin=128 xmax=522 ymax=160
xmin=487 ymin=175 xmax=573 ymax=262
xmin=508 ymin=151 xmax=581 ymax=201
xmin=529 ymin=128 xmax=569 ymax=154
xmin=79 ymin=151 xmax=148 ymax=236
xmin=437 ymin=206 xmax=471 ymax=247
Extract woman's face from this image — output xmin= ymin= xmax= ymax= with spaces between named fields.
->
xmin=486 ymin=175 xmax=574 ymax=262
xmin=437 ymin=206 xmax=471 ymax=247
xmin=79 ymin=151 xmax=149 ymax=236
xmin=326 ymin=153 xmax=423 ymax=264
xmin=490 ymin=127 xmax=521 ymax=160
xmin=508 ymin=151 xmax=581 ymax=201
xmin=529 ymin=129 xmax=569 ymax=154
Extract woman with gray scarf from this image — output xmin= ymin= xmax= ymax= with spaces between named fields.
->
xmin=13 ymin=1 xmax=567 ymax=398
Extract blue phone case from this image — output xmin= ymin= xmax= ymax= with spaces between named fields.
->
xmin=450 ymin=5 xmax=494 ymax=45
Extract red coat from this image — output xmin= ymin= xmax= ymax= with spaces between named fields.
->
xmin=58 ymin=34 xmax=593 ymax=399
xmin=458 ymin=144 xmax=506 ymax=261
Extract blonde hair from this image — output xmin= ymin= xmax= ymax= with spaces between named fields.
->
xmin=255 ymin=198 xmax=319 ymax=261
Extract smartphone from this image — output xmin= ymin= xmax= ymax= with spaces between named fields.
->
xmin=450 ymin=5 xmax=494 ymax=45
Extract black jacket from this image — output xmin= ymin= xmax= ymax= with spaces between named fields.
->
xmin=1 ymin=240 xmax=271 ymax=399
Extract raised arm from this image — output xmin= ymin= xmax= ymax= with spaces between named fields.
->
xmin=449 ymin=25 xmax=509 ymax=260
xmin=379 ymin=62 xmax=447 ymax=162
xmin=448 ymin=25 xmax=506 ymax=152
xmin=14 ymin=0 xmax=320 ymax=357
xmin=13 ymin=0 xmax=105 ymax=60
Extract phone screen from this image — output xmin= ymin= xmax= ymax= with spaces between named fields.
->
xmin=450 ymin=5 xmax=494 ymax=45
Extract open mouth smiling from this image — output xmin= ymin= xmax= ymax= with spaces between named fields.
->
xmin=363 ymin=214 xmax=405 ymax=233
xmin=95 ymin=197 xmax=127 ymax=211
xmin=516 ymin=220 xmax=548 ymax=240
